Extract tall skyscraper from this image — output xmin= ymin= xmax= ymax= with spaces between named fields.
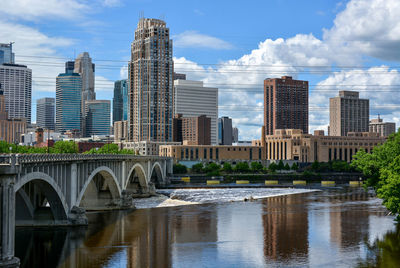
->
xmin=56 ymin=73 xmax=82 ymax=134
xmin=85 ymin=100 xmax=110 ymax=136
xmin=174 ymin=80 xmax=218 ymax=144
xmin=113 ymin=79 xmax=128 ymax=123
xmin=0 ymin=63 xmax=32 ymax=123
xmin=0 ymin=43 xmax=15 ymax=65
xmin=369 ymin=116 xmax=396 ymax=137
xmin=173 ymin=114 xmax=211 ymax=145
xmin=65 ymin=61 xmax=75 ymax=74
xmin=218 ymin=116 xmax=233 ymax=145
xmin=329 ymin=91 xmax=369 ymax=136
xmin=128 ymin=18 xmax=173 ymax=142
xmin=36 ymin=97 xmax=55 ymax=130
xmin=264 ymin=76 xmax=308 ymax=136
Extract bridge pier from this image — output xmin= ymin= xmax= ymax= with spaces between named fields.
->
xmin=0 ymin=167 xmax=20 ymax=267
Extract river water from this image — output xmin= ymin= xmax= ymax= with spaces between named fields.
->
xmin=15 ymin=187 xmax=400 ymax=268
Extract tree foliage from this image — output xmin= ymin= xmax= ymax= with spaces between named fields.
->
xmin=352 ymin=130 xmax=400 ymax=220
xmin=222 ymin=162 xmax=233 ymax=173
xmin=191 ymin=163 xmax=204 ymax=173
xmin=291 ymin=162 xmax=299 ymax=171
xmin=268 ymin=162 xmax=278 ymax=172
xmin=84 ymin=143 xmax=134 ymax=155
xmin=173 ymin=163 xmax=187 ymax=174
xmin=251 ymin=162 xmax=263 ymax=172
xmin=234 ymin=162 xmax=250 ymax=173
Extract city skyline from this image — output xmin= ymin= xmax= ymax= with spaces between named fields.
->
xmin=1 ymin=0 xmax=400 ymax=140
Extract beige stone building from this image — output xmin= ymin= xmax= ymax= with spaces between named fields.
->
xmin=369 ymin=117 xmax=396 ymax=137
xmin=263 ymin=129 xmax=385 ymax=162
xmin=113 ymin=120 xmax=128 ymax=142
xmin=159 ymin=144 xmax=263 ymax=162
xmin=329 ymin=91 xmax=369 ymax=136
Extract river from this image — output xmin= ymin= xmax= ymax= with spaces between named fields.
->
xmin=15 ymin=187 xmax=400 ymax=267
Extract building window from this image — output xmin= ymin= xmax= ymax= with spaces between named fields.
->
xmin=216 ymin=148 xmax=219 ymax=160
xmin=210 ymin=148 xmax=213 ymax=159
xmin=204 ymin=148 xmax=207 ymax=159
xmin=250 ymin=148 xmax=253 ymax=160
xmin=259 ymin=148 xmax=262 ymax=160
xmin=196 ymin=148 xmax=198 ymax=159
xmin=334 ymin=148 xmax=337 ymax=160
xmin=329 ymin=148 xmax=332 ymax=161
xmin=185 ymin=148 xmax=188 ymax=159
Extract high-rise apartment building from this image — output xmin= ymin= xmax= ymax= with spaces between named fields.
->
xmin=36 ymin=97 xmax=55 ymax=130
xmin=369 ymin=116 xmax=396 ymax=137
xmin=218 ymin=116 xmax=233 ymax=145
xmin=0 ymin=43 xmax=15 ymax=65
xmin=56 ymin=73 xmax=82 ymax=134
xmin=85 ymin=100 xmax=110 ymax=136
xmin=264 ymin=76 xmax=308 ymax=136
xmin=0 ymin=63 xmax=32 ymax=123
xmin=173 ymin=114 xmax=211 ymax=145
xmin=128 ymin=18 xmax=173 ymax=142
xmin=174 ymin=80 xmax=218 ymax=144
xmin=114 ymin=120 xmax=128 ymax=142
xmin=113 ymin=79 xmax=128 ymax=123
xmin=0 ymin=84 xmax=26 ymax=143
xmin=329 ymin=91 xmax=369 ymax=136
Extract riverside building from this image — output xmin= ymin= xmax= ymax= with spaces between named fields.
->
xmin=173 ymin=114 xmax=211 ymax=145
xmin=329 ymin=91 xmax=369 ymax=136
xmin=128 ymin=18 xmax=173 ymax=142
xmin=264 ymin=76 xmax=308 ymax=136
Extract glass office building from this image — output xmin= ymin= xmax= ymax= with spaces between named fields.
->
xmin=85 ymin=100 xmax=110 ymax=136
xmin=56 ymin=73 xmax=82 ymax=133
xmin=112 ymin=79 xmax=128 ymax=123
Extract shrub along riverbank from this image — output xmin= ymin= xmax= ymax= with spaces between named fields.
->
xmin=352 ymin=130 xmax=400 ymax=221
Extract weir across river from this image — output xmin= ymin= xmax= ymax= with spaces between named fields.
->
xmin=0 ymin=154 xmax=173 ymax=267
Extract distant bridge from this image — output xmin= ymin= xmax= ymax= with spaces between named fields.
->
xmin=0 ymin=154 xmax=173 ymax=266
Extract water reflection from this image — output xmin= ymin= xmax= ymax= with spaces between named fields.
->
xmin=15 ymin=188 xmax=400 ymax=268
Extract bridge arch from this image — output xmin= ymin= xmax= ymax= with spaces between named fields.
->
xmin=125 ymin=163 xmax=148 ymax=192
xmin=15 ymin=172 xmax=69 ymax=223
xmin=150 ymin=161 xmax=165 ymax=185
xmin=77 ymin=166 xmax=122 ymax=208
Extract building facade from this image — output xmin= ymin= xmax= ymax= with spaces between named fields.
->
xmin=174 ymin=80 xmax=218 ymax=144
xmin=55 ymin=73 xmax=82 ymax=134
xmin=121 ymin=141 xmax=180 ymax=156
xmin=85 ymin=100 xmax=111 ymax=137
xmin=36 ymin=97 xmax=55 ymax=130
xmin=173 ymin=72 xmax=186 ymax=80
xmin=263 ymin=129 xmax=385 ymax=163
xmin=0 ymin=86 xmax=26 ymax=143
xmin=159 ymin=144 xmax=264 ymax=162
xmin=129 ymin=18 xmax=173 ymax=142
xmin=114 ymin=120 xmax=128 ymax=142
xmin=218 ymin=116 xmax=233 ymax=145
xmin=264 ymin=76 xmax=308 ymax=135
xmin=173 ymin=114 xmax=211 ymax=145
xmin=329 ymin=91 xmax=369 ymax=136
xmin=0 ymin=43 xmax=15 ymax=65
xmin=113 ymin=79 xmax=128 ymax=123
xmin=0 ymin=63 xmax=32 ymax=123
xmin=232 ymin=127 xmax=239 ymax=143
xmin=369 ymin=117 xmax=396 ymax=137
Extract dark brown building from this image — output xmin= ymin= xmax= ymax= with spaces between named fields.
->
xmin=264 ymin=76 xmax=308 ymax=136
xmin=173 ymin=114 xmax=211 ymax=145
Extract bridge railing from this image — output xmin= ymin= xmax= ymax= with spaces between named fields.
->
xmin=0 ymin=154 xmax=170 ymax=165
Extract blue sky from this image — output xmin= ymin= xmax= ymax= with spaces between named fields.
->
xmin=1 ymin=0 xmax=400 ymax=140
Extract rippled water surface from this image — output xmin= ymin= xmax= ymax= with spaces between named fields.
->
xmin=15 ymin=187 xmax=400 ymax=268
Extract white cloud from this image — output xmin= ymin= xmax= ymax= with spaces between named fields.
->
xmin=323 ymin=0 xmax=400 ymax=61
xmin=174 ymin=31 xmax=234 ymax=50
xmin=102 ymin=0 xmax=122 ymax=7
xmin=310 ymin=66 xmax=400 ymax=132
xmin=0 ymin=0 xmax=89 ymax=21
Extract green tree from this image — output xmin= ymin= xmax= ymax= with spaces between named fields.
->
xmin=269 ymin=162 xmax=278 ymax=172
xmin=49 ymin=141 xmax=78 ymax=154
xmin=291 ymin=162 xmax=299 ymax=171
xmin=234 ymin=162 xmax=250 ymax=173
xmin=204 ymin=162 xmax=220 ymax=176
xmin=331 ymin=160 xmax=351 ymax=172
xmin=277 ymin=160 xmax=285 ymax=170
xmin=251 ymin=162 xmax=263 ymax=172
xmin=284 ymin=163 xmax=291 ymax=170
xmin=352 ymin=131 xmax=400 ymax=220
xmin=311 ymin=161 xmax=321 ymax=172
xmin=222 ymin=162 xmax=233 ymax=173
xmin=173 ymin=163 xmax=187 ymax=174
xmin=191 ymin=163 xmax=204 ymax=173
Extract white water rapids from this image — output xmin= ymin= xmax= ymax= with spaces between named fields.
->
xmin=133 ymin=188 xmax=317 ymax=209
